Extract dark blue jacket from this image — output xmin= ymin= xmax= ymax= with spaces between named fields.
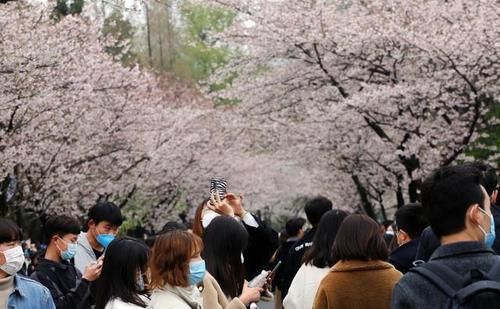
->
xmin=389 ymin=238 xmax=420 ymax=274
xmin=414 ymin=226 xmax=440 ymax=262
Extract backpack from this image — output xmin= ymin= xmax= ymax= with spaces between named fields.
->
xmin=410 ymin=258 xmax=500 ymax=309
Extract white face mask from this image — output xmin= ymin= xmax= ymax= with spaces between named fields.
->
xmin=0 ymin=246 xmax=25 ymax=275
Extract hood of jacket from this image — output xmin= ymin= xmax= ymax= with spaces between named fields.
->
xmin=77 ymin=232 xmax=95 ymax=256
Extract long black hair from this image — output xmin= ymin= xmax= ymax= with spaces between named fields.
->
xmin=302 ymin=209 xmax=349 ymax=268
xmin=95 ymin=237 xmax=150 ymax=309
xmin=202 ymin=216 xmax=249 ymax=298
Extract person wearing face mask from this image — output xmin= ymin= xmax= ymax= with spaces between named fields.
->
xmin=75 ymin=201 xmax=123 ymax=274
xmin=0 ymin=218 xmax=55 ymax=309
xmin=31 ymin=215 xmax=101 ymax=309
xmin=415 ymin=161 xmax=499 ymax=263
xmin=466 ymin=161 xmax=499 ymax=253
xmin=392 ymin=165 xmax=500 ymax=309
xmin=148 ymin=230 xmax=204 ymax=309
xmin=95 ymin=237 xmax=150 ymax=309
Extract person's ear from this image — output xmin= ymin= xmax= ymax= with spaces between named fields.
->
xmin=299 ymin=228 xmax=304 ymax=237
xmin=468 ymin=204 xmax=482 ymax=225
xmin=397 ymin=229 xmax=409 ymax=245
xmin=491 ymin=190 xmax=498 ymax=206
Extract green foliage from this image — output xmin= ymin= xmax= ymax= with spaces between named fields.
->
xmin=69 ymin=0 xmax=84 ymax=13
xmin=52 ymin=0 xmax=84 ymax=21
xmin=209 ymin=71 xmax=242 ymax=106
xmin=102 ymin=10 xmax=137 ymax=66
xmin=213 ymin=97 xmax=241 ymax=107
xmin=118 ymin=190 xmax=190 ymax=234
xmin=466 ymin=97 xmax=500 ymax=167
xmin=117 ymin=194 xmax=148 ymax=235
xmin=169 ymin=3 xmax=235 ymax=82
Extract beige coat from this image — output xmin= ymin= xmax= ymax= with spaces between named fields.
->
xmin=149 ymin=285 xmax=202 ymax=309
xmin=202 ymin=272 xmax=246 ymax=309
xmin=313 ymin=260 xmax=402 ymax=309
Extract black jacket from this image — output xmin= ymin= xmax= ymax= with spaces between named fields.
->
xmin=272 ymin=239 xmax=297 ymax=293
xmin=242 ymin=215 xmax=279 ymax=280
xmin=31 ymin=258 xmax=91 ymax=309
xmin=389 ymin=238 xmax=420 ymax=274
xmin=279 ymin=227 xmax=317 ymax=299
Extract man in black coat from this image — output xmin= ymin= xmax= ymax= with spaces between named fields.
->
xmin=389 ymin=203 xmax=428 ymax=273
xmin=279 ymin=196 xmax=332 ymax=300
xmin=31 ymin=215 xmax=101 ymax=309
xmin=272 ymin=217 xmax=306 ymax=302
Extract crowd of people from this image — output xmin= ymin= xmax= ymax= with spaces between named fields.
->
xmin=0 ymin=160 xmax=499 ymax=309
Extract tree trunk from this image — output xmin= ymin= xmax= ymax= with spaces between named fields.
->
xmin=352 ymin=174 xmax=376 ymax=219
xmin=145 ymin=2 xmax=153 ymax=67
xmin=164 ymin=0 xmax=174 ymax=68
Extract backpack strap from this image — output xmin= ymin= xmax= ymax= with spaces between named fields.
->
xmin=411 ymin=258 xmax=500 ymax=305
xmin=453 ymin=280 xmax=500 ymax=304
xmin=487 ymin=257 xmax=500 ymax=281
xmin=410 ymin=261 xmax=464 ymax=297
xmin=452 ymin=257 xmax=500 ymax=304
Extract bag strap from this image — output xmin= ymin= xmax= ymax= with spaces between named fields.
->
xmin=410 ymin=261 xmax=464 ymax=297
xmin=454 ymin=280 xmax=500 ymax=304
xmin=412 ymin=257 xmax=500 ymax=304
xmin=487 ymin=257 xmax=500 ymax=281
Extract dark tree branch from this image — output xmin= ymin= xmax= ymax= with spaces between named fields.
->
xmin=312 ymin=43 xmax=349 ymax=98
xmin=352 ymin=174 xmax=376 ymax=219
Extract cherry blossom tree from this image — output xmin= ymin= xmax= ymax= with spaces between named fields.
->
xmin=0 ymin=0 xmax=209 ymax=228
xmin=201 ymin=0 xmax=500 ymax=219
xmin=1 ymin=0 xmax=341 ymax=232
xmin=5 ymin=0 xmax=498 ymax=229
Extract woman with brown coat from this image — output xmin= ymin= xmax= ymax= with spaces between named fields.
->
xmin=313 ymin=214 xmax=402 ymax=309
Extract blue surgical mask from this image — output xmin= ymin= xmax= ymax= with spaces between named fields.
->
xmin=61 ymin=243 xmax=78 ymax=261
xmin=56 ymin=237 xmax=78 ymax=260
xmin=478 ymin=207 xmax=496 ymax=248
xmin=188 ymin=260 xmax=206 ymax=285
xmin=96 ymin=234 xmax=115 ymax=249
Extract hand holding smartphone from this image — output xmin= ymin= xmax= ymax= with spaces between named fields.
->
xmin=248 ymin=261 xmax=282 ymax=288
xmin=210 ymin=177 xmax=227 ymax=203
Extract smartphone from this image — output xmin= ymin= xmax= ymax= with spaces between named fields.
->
xmin=267 ymin=260 xmax=282 ymax=279
xmin=210 ymin=177 xmax=227 ymax=202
